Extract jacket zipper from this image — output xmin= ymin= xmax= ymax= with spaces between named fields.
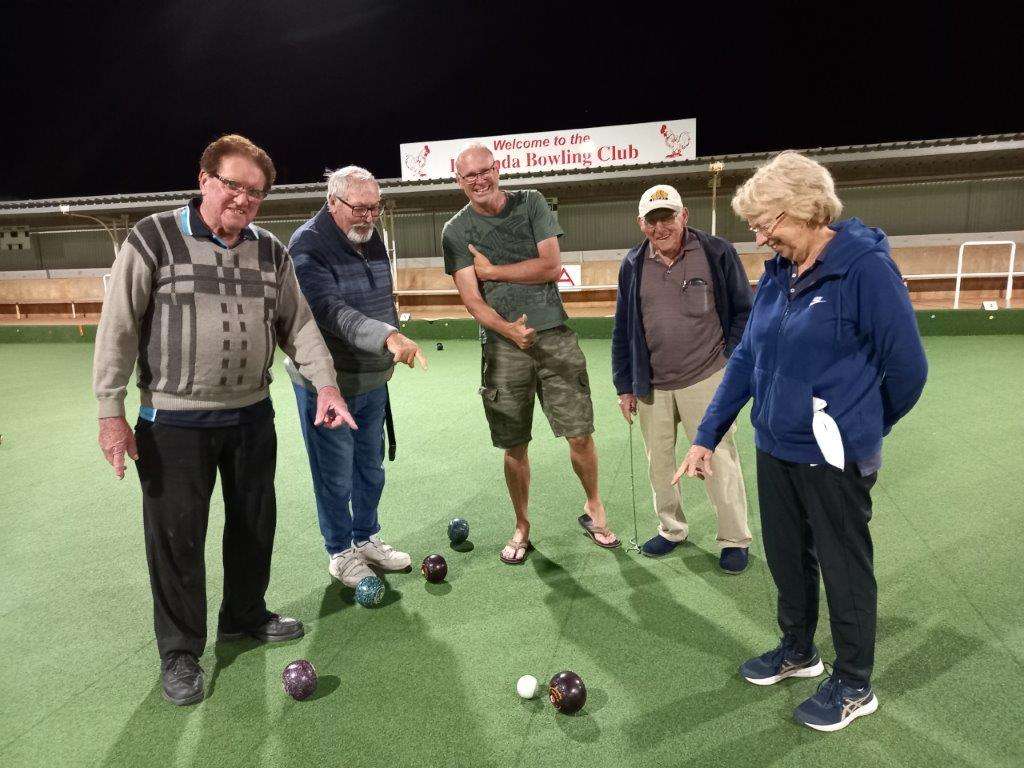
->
xmin=764 ymin=291 xmax=794 ymax=446
xmin=356 ymin=250 xmax=377 ymax=289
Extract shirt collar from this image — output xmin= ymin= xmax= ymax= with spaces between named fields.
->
xmin=178 ymin=196 xmax=259 ymax=247
xmin=682 ymin=228 xmax=700 ymax=252
xmin=646 ymin=228 xmax=698 ymax=260
xmin=786 ymin=238 xmax=833 ymax=278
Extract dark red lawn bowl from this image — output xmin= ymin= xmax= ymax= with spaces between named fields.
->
xmin=421 ymin=554 xmax=448 ymax=583
xmin=549 ymin=670 xmax=587 ymax=715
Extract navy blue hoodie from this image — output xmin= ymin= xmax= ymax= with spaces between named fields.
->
xmin=694 ymin=218 xmax=927 ymax=465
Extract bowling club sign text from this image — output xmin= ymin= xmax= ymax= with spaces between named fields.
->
xmin=400 ymin=119 xmax=697 ymax=181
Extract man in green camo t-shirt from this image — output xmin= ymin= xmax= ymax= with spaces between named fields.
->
xmin=442 ymin=143 xmax=619 ymax=565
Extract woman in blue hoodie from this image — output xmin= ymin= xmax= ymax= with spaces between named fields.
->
xmin=675 ymin=151 xmax=927 ymax=732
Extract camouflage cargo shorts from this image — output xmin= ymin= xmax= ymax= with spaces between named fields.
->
xmin=478 ymin=325 xmax=595 ymax=449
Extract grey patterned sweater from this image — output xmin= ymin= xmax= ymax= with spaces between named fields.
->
xmin=93 ymin=205 xmax=338 ymax=418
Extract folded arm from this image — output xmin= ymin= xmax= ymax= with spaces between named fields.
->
xmin=472 ymin=236 xmax=562 ymax=284
xmin=452 ymin=266 xmax=535 ymax=349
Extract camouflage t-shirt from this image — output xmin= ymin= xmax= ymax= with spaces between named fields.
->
xmin=442 ymin=189 xmax=568 ymax=341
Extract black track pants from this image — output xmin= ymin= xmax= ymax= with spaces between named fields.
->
xmin=755 ymin=449 xmax=878 ymax=687
xmin=135 ymin=417 xmax=277 ymax=660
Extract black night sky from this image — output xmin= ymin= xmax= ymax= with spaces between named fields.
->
xmin=2 ymin=0 xmax=1021 ymax=200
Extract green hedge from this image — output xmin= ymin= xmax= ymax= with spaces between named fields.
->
xmin=396 ymin=310 xmax=1024 ymax=340
xmin=2 ymin=309 xmax=1022 ymax=344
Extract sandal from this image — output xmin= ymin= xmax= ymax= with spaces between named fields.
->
xmin=577 ymin=513 xmax=621 ymax=549
xmin=499 ymin=538 xmax=533 ymax=565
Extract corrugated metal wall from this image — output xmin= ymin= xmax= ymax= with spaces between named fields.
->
xmin=16 ymin=230 xmax=123 ymax=272
xmin=3 ymin=177 xmax=1021 ymax=271
xmin=560 ymin=177 xmax=1024 ymax=249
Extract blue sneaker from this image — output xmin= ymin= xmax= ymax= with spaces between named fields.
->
xmin=794 ymin=675 xmax=878 ymax=732
xmin=641 ymin=534 xmax=681 ymax=557
xmin=719 ymin=547 xmax=749 ymax=573
xmin=740 ymin=638 xmax=825 ymax=686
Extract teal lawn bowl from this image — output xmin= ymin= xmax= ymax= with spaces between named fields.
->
xmin=354 ymin=575 xmax=385 ymax=607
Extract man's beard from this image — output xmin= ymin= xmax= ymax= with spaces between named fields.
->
xmin=347 ymin=225 xmax=374 ymax=244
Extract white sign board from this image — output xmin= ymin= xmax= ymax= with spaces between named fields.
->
xmin=400 ymin=119 xmax=696 ymax=181
xmin=557 ymin=264 xmax=582 ymax=290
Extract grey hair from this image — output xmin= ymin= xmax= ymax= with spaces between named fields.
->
xmin=324 ymin=166 xmax=377 ymax=202
xmin=454 ymin=142 xmax=493 ymax=175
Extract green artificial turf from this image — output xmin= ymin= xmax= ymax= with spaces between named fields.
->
xmin=1 ymin=335 xmax=1022 ymax=767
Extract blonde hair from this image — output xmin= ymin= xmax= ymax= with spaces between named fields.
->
xmin=731 ymin=150 xmax=842 ymax=227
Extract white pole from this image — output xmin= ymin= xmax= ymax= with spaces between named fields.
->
xmin=708 ymin=162 xmax=724 ymax=236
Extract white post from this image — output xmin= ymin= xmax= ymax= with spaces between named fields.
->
xmin=954 ymin=241 xmax=1018 ymax=309
xmin=708 ymin=162 xmax=724 ymax=236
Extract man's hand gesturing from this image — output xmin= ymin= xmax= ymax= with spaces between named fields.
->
xmin=386 ymin=332 xmax=428 ymax=370
xmin=505 ymin=314 xmax=536 ymax=350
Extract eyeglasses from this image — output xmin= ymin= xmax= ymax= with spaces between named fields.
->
xmin=750 ymin=211 xmax=786 ymax=238
xmin=334 ymin=197 xmax=385 ymax=217
xmin=643 ymin=210 xmax=678 ymax=227
xmin=211 ymin=173 xmax=268 ymax=201
xmin=457 ymin=162 xmax=497 ymax=185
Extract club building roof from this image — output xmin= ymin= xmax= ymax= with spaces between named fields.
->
xmin=2 ymin=133 xmax=1023 ymax=225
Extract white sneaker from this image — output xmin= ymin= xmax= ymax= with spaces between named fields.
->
xmin=356 ymin=534 xmax=411 ymax=572
xmin=328 ymin=547 xmax=375 ymax=588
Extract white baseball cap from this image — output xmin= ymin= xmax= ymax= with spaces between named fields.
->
xmin=638 ymin=184 xmax=684 ymax=217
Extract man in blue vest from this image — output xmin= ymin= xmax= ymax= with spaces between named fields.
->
xmin=287 ymin=166 xmax=426 ymax=588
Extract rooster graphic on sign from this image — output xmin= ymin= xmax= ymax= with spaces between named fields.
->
xmin=404 ymin=144 xmax=431 ymax=177
xmin=660 ymin=124 xmax=691 ymax=159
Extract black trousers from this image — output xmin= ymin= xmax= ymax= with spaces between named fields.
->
xmin=135 ymin=416 xmax=277 ymax=660
xmin=756 ymin=449 xmax=878 ymax=687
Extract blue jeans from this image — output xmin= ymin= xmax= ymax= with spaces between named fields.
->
xmin=293 ymin=383 xmax=386 ymax=555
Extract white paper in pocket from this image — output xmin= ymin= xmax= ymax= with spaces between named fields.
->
xmin=811 ymin=397 xmax=845 ymax=470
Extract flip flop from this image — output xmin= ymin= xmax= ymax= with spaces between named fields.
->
xmin=578 ymin=514 xmax=621 ymax=549
xmin=499 ymin=538 xmax=533 ymax=565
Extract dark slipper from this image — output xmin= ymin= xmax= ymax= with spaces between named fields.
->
xmin=499 ymin=538 xmax=533 ymax=565
xmin=577 ymin=514 xmax=621 ymax=549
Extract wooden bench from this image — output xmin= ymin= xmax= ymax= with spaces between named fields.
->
xmin=0 ymin=277 xmax=106 ymax=320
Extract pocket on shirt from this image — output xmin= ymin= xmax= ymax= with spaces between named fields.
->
xmin=681 ymin=282 xmax=711 ymax=317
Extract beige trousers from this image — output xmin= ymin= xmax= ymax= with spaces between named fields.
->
xmin=636 ymin=367 xmax=752 ymax=548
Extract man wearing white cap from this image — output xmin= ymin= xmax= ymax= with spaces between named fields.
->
xmin=611 ymin=184 xmax=754 ymax=571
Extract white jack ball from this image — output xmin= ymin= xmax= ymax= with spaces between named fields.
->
xmin=516 ymin=674 xmax=539 ymax=699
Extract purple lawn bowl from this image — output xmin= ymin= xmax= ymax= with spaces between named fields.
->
xmin=282 ymin=659 xmax=318 ymax=701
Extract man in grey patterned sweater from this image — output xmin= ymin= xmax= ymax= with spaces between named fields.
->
xmin=92 ymin=134 xmax=354 ymax=707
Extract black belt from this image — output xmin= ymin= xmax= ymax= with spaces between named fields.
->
xmin=384 ymin=385 xmax=397 ymax=461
